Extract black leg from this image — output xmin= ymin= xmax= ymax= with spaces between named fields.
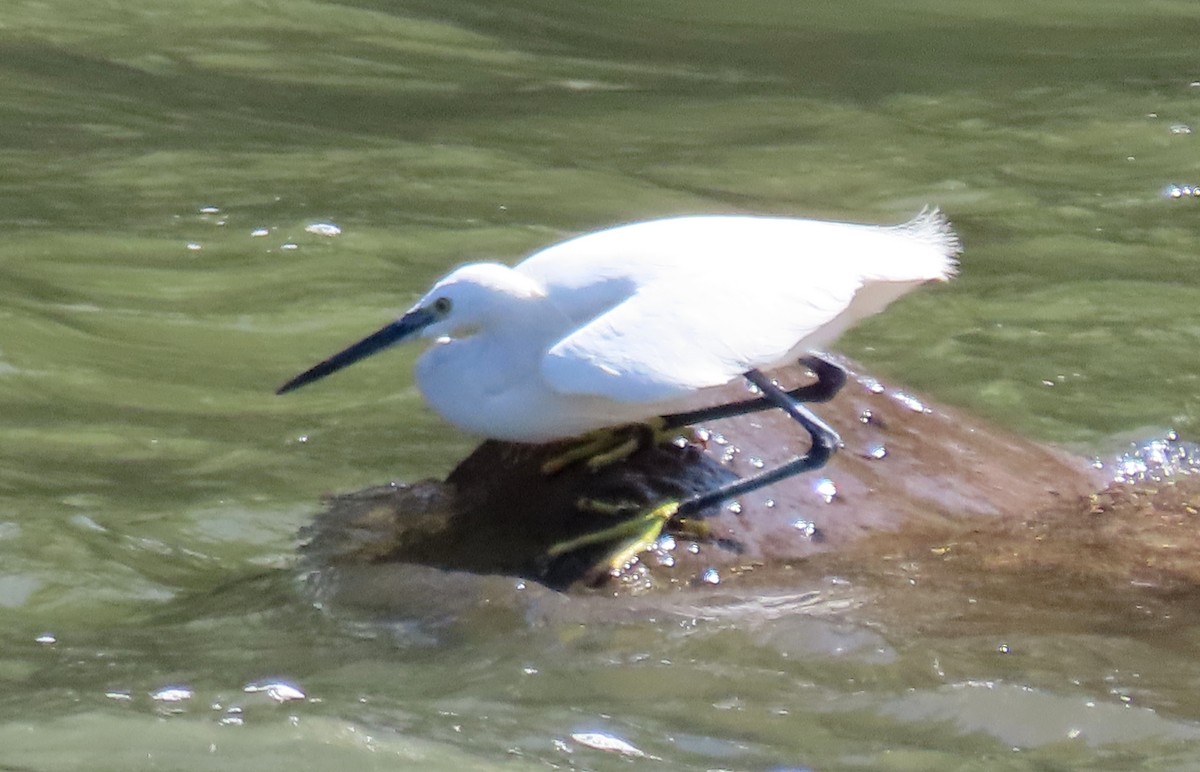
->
xmin=661 ymin=355 xmax=846 ymax=430
xmin=676 ymin=368 xmax=842 ymax=518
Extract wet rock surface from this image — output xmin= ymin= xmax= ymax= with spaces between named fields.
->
xmin=300 ymin=358 xmax=1200 ymax=596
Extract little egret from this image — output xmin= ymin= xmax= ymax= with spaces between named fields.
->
xmin=278 ymin=210 xmax=960 ymax=575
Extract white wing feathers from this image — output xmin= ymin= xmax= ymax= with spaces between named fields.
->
xmin=542 ymin=271 xmax=861 ymax=403
xmin=541 ymin=287 xmax=732 ymax=403
xmin=536 ymin=211 xmax=957 ymax=404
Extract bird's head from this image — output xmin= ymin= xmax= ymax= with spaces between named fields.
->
xmin=416 ymin=263 xmax=546 ymax=341
xmin=275 ymin=262 xmax=543 ymax=395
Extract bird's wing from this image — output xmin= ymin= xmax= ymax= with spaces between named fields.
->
xmin=541 ymin=272 xmax=861 ymax=404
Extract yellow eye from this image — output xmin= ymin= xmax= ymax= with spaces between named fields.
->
xmin=432 ymin=297 xmax=452 ymax=315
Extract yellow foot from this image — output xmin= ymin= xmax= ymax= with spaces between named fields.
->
xmin=546 ymin=500 xmax=680 ymax=575
xmin=574 ymin=497 xmax=639 ymax=516
xmin=540 ymin=417 xmax=677 ymax=475
xmin=573 ymin=498 xmax=712 ymax=539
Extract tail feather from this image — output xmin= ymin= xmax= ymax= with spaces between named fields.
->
xmin=888 ymin=206 xmax=961 ymax=281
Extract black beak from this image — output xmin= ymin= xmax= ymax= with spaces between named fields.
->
xmin=276 ymin=306 xmax=437 ymax=395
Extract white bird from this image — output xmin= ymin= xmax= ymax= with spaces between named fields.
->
xmin=278 ymin=210 xmax=958 ymax=435
xmin=278 ymin=210 xmax=959 ymax=573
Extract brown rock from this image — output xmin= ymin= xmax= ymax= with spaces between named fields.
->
xmin=305 ymin=357 xmax=1185 ymax=595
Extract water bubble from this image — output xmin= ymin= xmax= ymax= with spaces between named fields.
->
xmin=859 ymin=409 xmax=874 ymax=424
xmin=860 ymin=376 xmax=885 ymax=394
xmin=1164 ymin=183 xmax=1200 ymax=199
xmin=687 ymin=543 xmax=700 ymax=554
xmin=867 ymin=444 xmax=888 ymax=460
xmin=813 ymin=477 xmax=837 ymax=503
xmin=219 ymin=709 xmax=245 ymax=727
xmin=185 ymin=242 xmax=202 ymax=251
xmin=726 ymin=501 xmax=742 ymax=515
xmin=700 ymin=568 xmax=721 ymax=585
xmin=570 ymin=732 xmax=652 ymax=758
xmin=1112 ymin=434 xmax=1200 ymax=483
xmin=151 ymin=686 xmax=194 ymax=702
xmin=893 ymin=392 xmax=930 ymax=413
xmin=1170 ymin=123 xmax=1193 ymax=134
xmin=251 ymin=228 xmax=270 ymax=237
xmin=748 ymin=456 xmax=765 ymax=469
xmin=105 ymin=690 xmax=132 ymax=701
xmin=280 ymin=243 xmax=299 ymax=251
xmin=244 ymin=680 xmax=306 ymax=703
xmin=199 ymin=205 xmax=220 ymax=214
xmin=35 ymin=633 xmax=56 ymax=645
xmin=764 ymin=498 xmax=775 ymax=508
xmin=305 ymin=222 xmax=342 ymax=237
xmin=792 ymin=519 xmax=817 ymax=537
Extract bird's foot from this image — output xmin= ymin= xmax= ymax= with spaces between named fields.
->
xmin=573 ymin=497 xmax=641 ymax=517
xmin=546 ymin=500 xmax=681 ymax=577
xmin=540 ymin=417 xmax=678 ymax=475
xmin=573 ymin=497 xmax=713 ymax=539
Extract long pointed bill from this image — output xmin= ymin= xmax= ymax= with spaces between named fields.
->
xmin=276 ymin=306 xmax=437 ymax=395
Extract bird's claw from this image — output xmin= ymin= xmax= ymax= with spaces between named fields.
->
xmin=539 ymin=417 xmax=677 ymax=475
xmin=574 ymin=497 xmax=641 ymax=516
xmin=545 ymin=500 xmax=681 ymax=576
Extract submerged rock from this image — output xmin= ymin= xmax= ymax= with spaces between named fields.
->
xmin=300 ymin=358 xmax=1199 ymax=595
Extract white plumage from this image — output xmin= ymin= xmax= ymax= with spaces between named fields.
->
xmin=279 ymin=210 xmax=959 ymax=442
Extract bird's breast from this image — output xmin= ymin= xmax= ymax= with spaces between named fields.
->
xmin=413 ymin=334 xmax=545 ymax=438
xmin=412 ymin=334 xmax=662 ymax=442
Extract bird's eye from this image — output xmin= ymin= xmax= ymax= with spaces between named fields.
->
xmin=432 ymin=296 xmax=452 ymax=315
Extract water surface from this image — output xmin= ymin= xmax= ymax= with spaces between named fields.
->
xmin=3 ymin=1 xmax=1200 ymax=768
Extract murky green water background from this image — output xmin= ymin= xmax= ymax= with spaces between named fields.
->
xmin=3 ymin=1 xmax=1200 ymax=768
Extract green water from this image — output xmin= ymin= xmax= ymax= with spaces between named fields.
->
xmin=3 ymin=1 xmax=1200 ymax=768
